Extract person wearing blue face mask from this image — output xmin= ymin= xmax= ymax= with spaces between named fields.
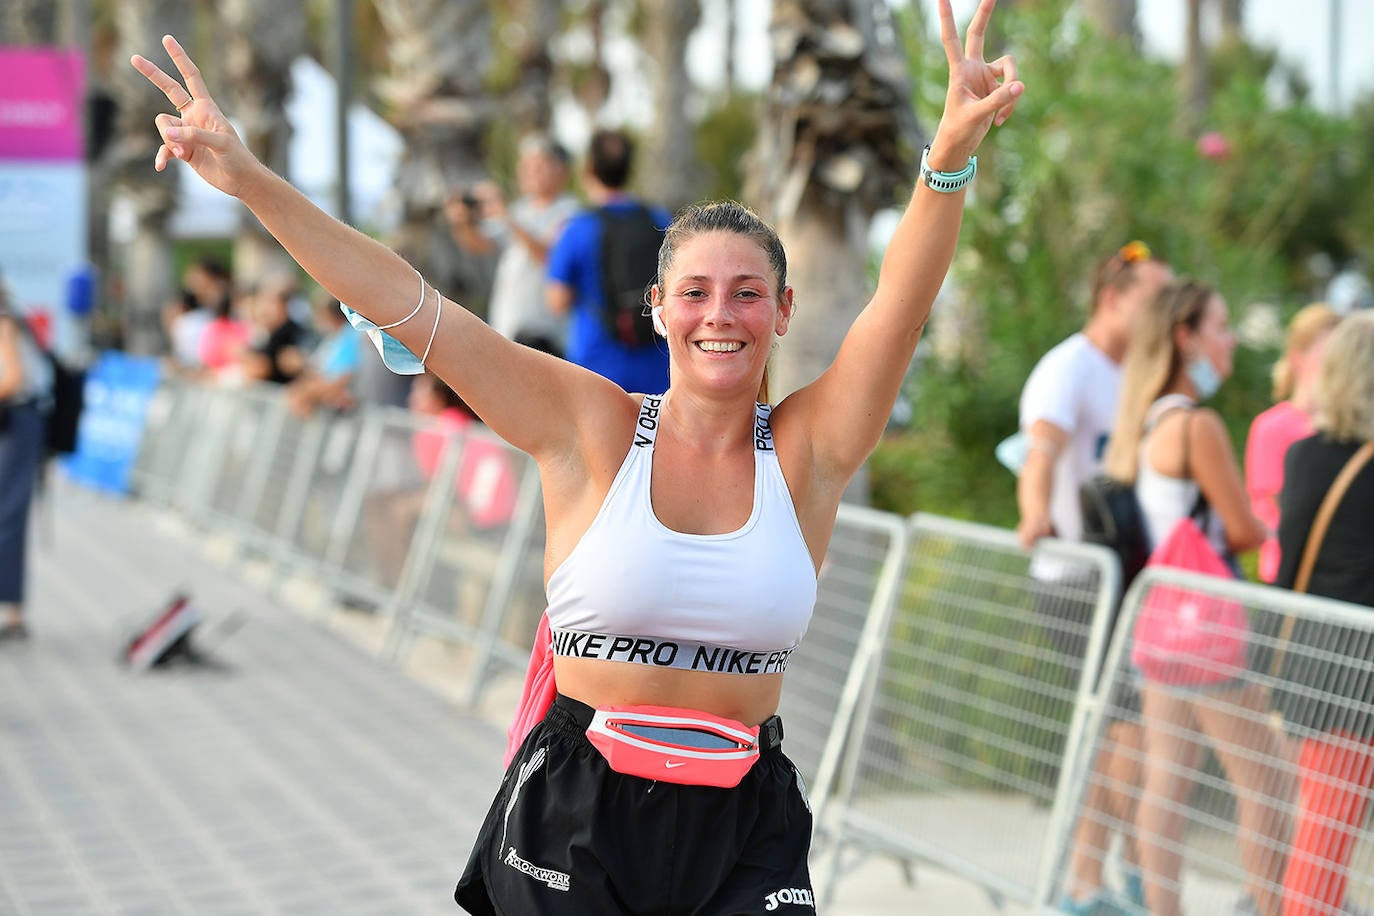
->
xmin=1101 ymin=279 xmax=1285 ymax=916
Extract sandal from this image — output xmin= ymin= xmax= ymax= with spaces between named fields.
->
xmin=0 ymin=621 xmax=29 ymax=642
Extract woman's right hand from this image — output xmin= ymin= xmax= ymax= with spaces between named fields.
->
xmin=130 ymin=36 xmax=260 ymax=198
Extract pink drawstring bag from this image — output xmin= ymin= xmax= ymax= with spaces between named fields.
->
xmin=505 ymin=612 xmax=557 ymax=767
xmin=1131 ymin=518 xmax=1249 ymax=687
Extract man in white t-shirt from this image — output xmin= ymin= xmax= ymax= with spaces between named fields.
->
xmin=1018 ymin=244 xmax=1173 ymax=550
xmin=1016 ymin=242 xmax=1171 ymax=915
xmin=446 ymin=134 xmax=580 ymax=356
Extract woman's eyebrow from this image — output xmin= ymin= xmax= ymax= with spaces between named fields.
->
xmin=677 ymin=274 xmax=769 ymax=284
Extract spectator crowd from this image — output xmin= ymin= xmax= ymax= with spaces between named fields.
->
xmin=1015 ymin=242 xmax=1374 ymax=916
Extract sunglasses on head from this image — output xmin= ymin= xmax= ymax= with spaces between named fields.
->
xmin=1117 ymin=240 xmax=1152 ymax=264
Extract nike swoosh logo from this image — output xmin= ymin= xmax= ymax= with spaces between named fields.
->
xmin=665 ymin=761 xmax=686 ymax=769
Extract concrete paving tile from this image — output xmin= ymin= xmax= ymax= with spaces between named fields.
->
xmin=3 ymin=483 xmax=521 ymax=916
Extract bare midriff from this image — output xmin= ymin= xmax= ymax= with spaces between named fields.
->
xmin=554 ymin=656 xmax=785 ymax=727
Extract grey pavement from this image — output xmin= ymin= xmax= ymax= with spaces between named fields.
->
xmin=2 ymin=480 xmax=501 ymax=916
xmin=1 ymin=478 xmax=1012 ymax=916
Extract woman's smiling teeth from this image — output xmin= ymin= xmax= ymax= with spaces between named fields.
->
xmin=697 ymin=340 xmax=743 ymax=353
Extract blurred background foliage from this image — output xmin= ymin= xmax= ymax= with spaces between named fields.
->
xmin=7 ymin=0 xmax=1373 ymax=536
xmin=871 ymin=0 xmax=1372 ymax=528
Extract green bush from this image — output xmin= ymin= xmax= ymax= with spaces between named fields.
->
xmin=874 ymin=0 xmax=1365 ymax=525
xmin=863 ymin=1 xmax=1372 ymax=790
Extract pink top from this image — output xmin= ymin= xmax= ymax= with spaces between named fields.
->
xmin=505 ymin=613 xmax=556 ymax=766
xmin=197 ymin=317 xmax=251 ymax=371
xmin=1245 ymin=400 xmax=1315 ymax=583
xmin=411 ymin=408 xmax=518 ymax=530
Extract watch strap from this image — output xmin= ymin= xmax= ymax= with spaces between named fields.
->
xmin=920 ymin=145 xmax=977 ymax=193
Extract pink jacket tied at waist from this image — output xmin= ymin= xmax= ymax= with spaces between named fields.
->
xmin=505 ymin=612 xmax=556 ymax=766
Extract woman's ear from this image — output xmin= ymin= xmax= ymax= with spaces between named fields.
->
xmin=774 ymin=287 xmax=795 ymax=337
xmin=1172 ymin=322 xmax=1195 ymax=359
xmin=648 ymin=286 xmax=668 ymax=337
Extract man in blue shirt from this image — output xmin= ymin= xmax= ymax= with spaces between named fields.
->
xmin=546 ymin=130 xmax=672 ymax=394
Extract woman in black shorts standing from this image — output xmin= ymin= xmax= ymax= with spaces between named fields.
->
xmin=129 ymin=1 xmax=1021 ymax=911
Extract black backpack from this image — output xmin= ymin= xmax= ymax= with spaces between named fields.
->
xmin=44 ymin=353 xmax=85 ymax=454
xmin=595 ymin=204 xmax=666 ymax=348
xmin=7 ymin=314 xmax=85 ymax=454
xmin=1079 ymin=474 xmax=1151 ymax=591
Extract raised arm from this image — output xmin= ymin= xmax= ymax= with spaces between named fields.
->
xmin=791 ymin=0 xmax=1022 ymax=480
xmin=130 ymin=37 xmax=627 ymax=462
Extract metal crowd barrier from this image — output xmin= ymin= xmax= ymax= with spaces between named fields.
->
xmin=139 ymin=382 xmax=1374 ymax=916
xmin=1045 ymin=567 xmax=1374 ymax=916
xmin=782 ymin=503 xmax=909 ymax=811
xmin=813 ymin=513 xmax=1121 ymax=909
xmin=379 ymin=424 xmax=547 ymax=705
xmin=126 ymin=383 xmax=920 ymax=759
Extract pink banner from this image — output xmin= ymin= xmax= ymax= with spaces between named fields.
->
xmin=0 ymin=48 xmax=85 ymax=161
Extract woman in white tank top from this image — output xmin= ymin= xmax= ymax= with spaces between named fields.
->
xmin=1102 ymin=280 xmax=1288 ymax=916
xmin=131 ymin=6 xmax=1025 ymax=913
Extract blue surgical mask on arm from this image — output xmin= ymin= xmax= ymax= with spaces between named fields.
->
xmin=340 ymin=303 xmax=426 ymax=375
xmin=337 ymin=269 xmax=440 ymax=376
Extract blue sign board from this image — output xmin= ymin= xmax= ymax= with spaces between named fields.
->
xmin=61 ymin=351 xmax=162 ymax=495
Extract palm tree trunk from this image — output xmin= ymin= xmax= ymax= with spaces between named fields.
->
xmin=747 ymin=0 xmax=919 ymax=402
xmin=747 ymin=0 xmax=920 ymax=502
xmin=107 ymin=0 xmax=193 ymax=354
xmin=640 ymin=0 xmax=704 ymax=211
xmin=1081 ymin=0 xmax=1140 ymax=47
xmin=372 ymin=0 xmax=496 ymax=314
xmin=1 ymin=0 xmax=57 ymax=42
xmin=1181 ymin=0 xmax=1209 ymax=132
xmin=218 ymin=0 xmax=307 ymax=286
xmin=1220 ymin=0 xmax=1245 ymax=44
xmin=502 ymin=0 xmax=561 ymax=133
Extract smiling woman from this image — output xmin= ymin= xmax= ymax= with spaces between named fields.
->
xmin=129 ymin=0 xmax=1022 ymax=911
xmin=649 ymin=202 xmax=793 ymax=403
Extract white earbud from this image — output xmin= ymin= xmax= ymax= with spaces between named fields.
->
xmin=651 ymin=305 xmax=667 ymax=337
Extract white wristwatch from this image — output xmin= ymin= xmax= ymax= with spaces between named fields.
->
xmin=920 ymin=145 xmax=977 ymax=193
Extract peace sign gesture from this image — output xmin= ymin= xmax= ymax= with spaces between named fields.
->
xmin=130 ymin=36 xmax=261 ymax=199
xmin=929 ymin=0 xmax=1023 ymax=168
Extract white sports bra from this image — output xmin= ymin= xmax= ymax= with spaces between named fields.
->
xmin=1136 ymin=394 xmax=1228 ymax=555
xmin=546 ymin=394 xmax=818 ymax=674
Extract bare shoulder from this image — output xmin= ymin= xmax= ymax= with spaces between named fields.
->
xmin=538 ymin=386 xmax=645 ymax=530
xmin=767 ymin=391 xmax=837 ymax=508
xmin=1186 ymin=407 xmax=1230 ymax=445
xmin=766 ymin=393 xmax=815 ymax=460
xmin=558 ymin=387 xmax=644 ymax=480
xmin=1186 ymin=408 xmax=1237 ymax=466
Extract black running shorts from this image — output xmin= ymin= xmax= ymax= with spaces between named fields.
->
xmin=455 ymin=695 xmax=816 ymax=915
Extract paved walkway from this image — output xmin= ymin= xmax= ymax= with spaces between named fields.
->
xmin=1 ymin=478 xmax=1014 ymax=915
xmin=2 ymin=481 xmax=503 ymax=915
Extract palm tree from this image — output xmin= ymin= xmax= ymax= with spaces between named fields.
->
xmin=746 ymin=0 xmax=920 ymax=405
xmin=1081 ymin=0 xmax=1140 ymax=47
xmin=217 ymin=0 xmax=307 ymax=285
xmin=639 ymin=0 xmax=705 ymax=212
xmin=1181 ymin=0 xmax=1209 ymax=131
xmin=1220 ymin=0 xmax=1245 ymax=44
xmin=105 ymin=0 xmax=193 ymax=354
xmin=1 ymin=0 xmax=56 ymax=42
xmin=371 ymin=0 xmax=496 ymax=314
xmin=494 ymin=0 xmax=561 ymax=134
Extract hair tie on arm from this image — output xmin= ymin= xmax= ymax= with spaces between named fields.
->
xmin=418 ymin=282 xmax=441 ymax=366
xmin=373 ymin=268 xmax=428 ymax=331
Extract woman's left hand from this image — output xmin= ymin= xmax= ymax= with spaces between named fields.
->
xmin=931 ymin=0 xmax=1023 ymax=167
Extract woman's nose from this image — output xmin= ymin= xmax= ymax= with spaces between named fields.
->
xmin=702 ymin=295 xmax=733 ymax=324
